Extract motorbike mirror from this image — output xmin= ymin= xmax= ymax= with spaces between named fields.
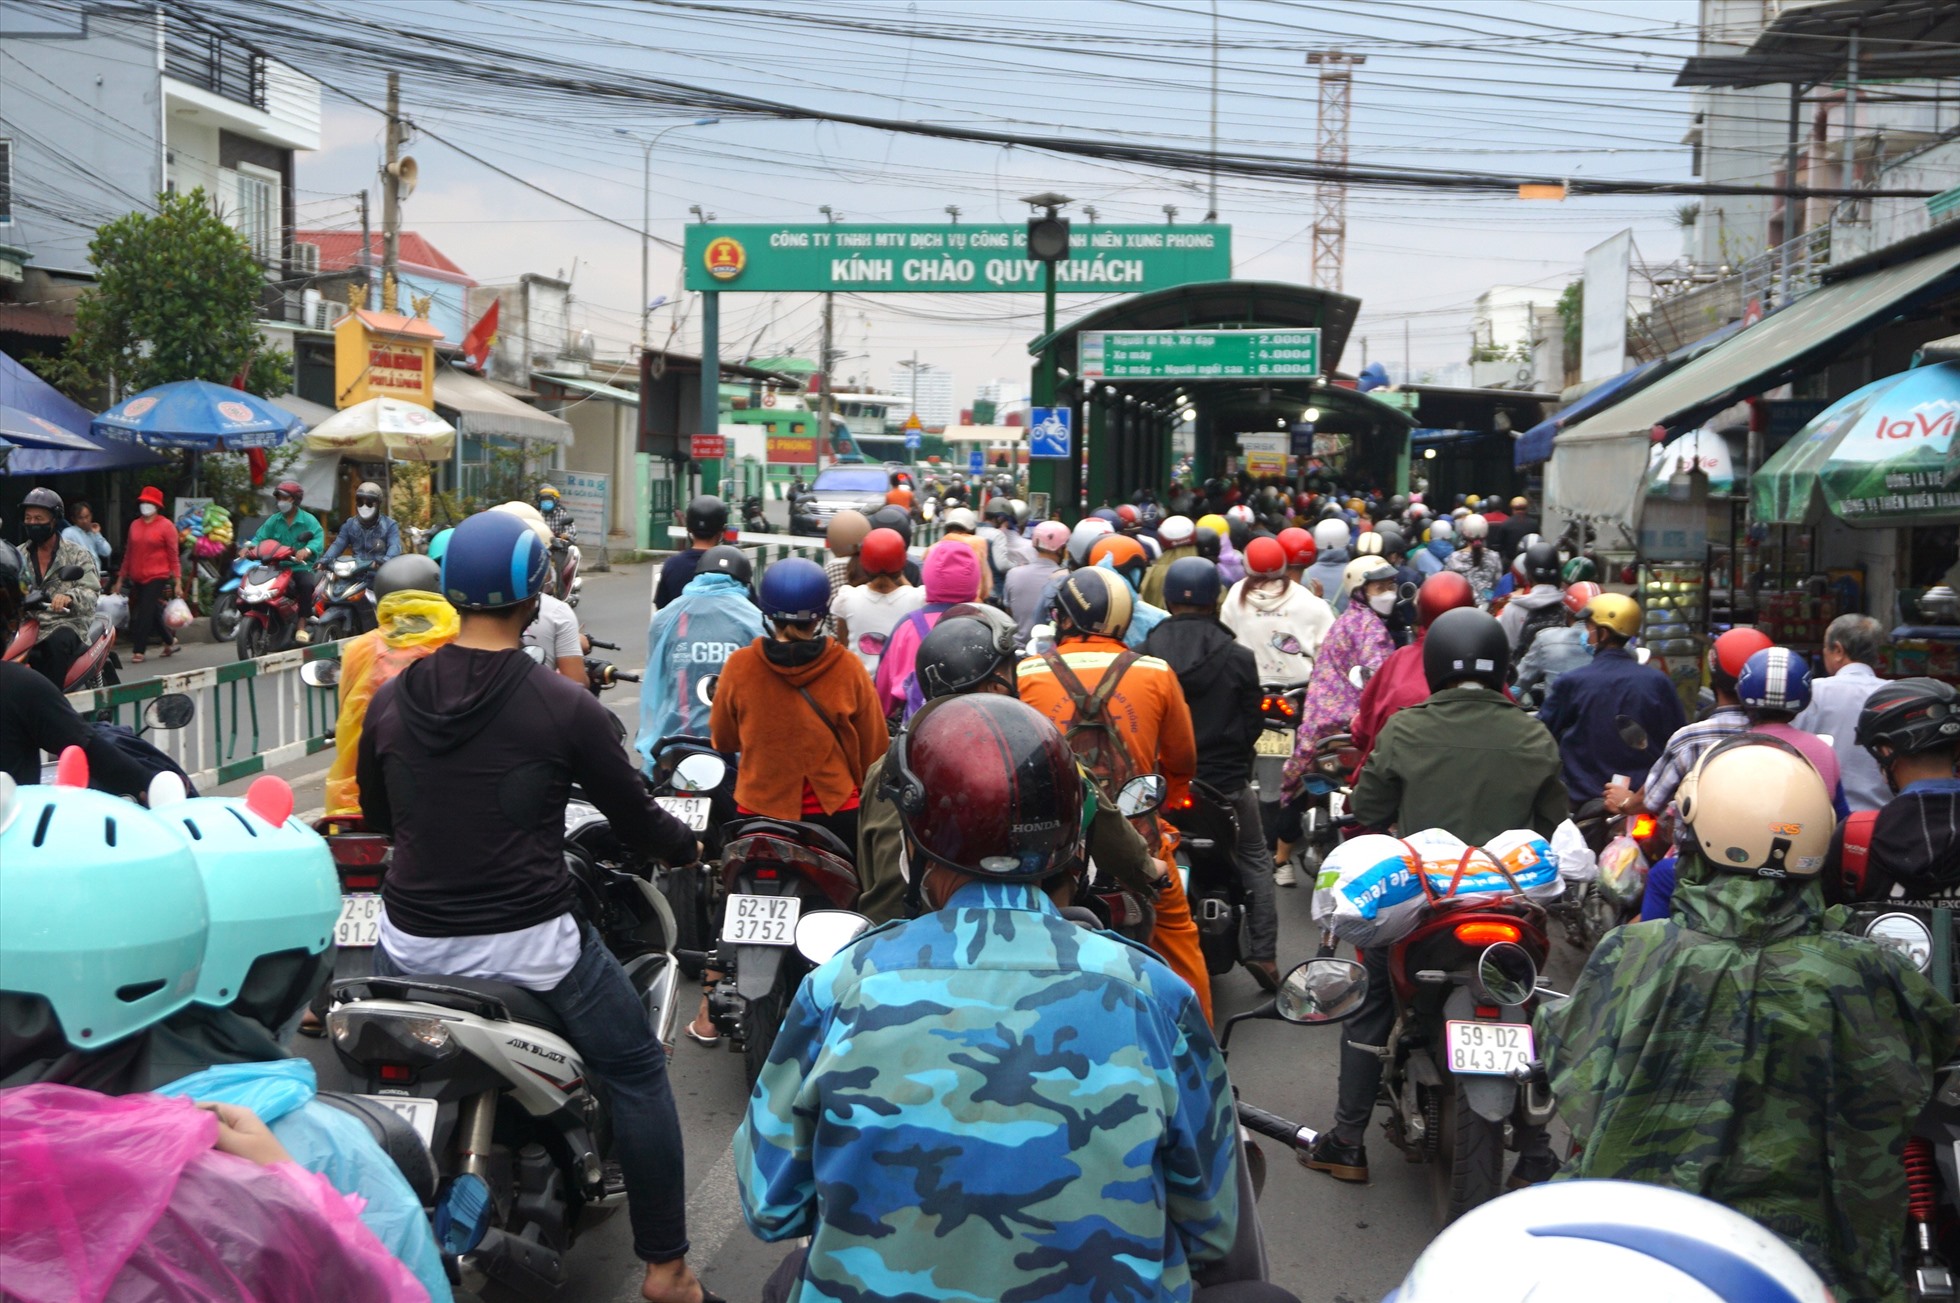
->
xmin=1474 ymin=943 xmax=1538 ymax=1008
xmin=522 ymin=645 xmax=549 ymax=666
xmin=1275 ymin=958 xmax=1370 ymax=1024
xmin=1613 ymin=714 xmax=1651 ymax=752
xmin=1633 ymin=646 xmax=1652 ymax=666
xmin=695 ymin=674 xmax=719 ymax=706
xmin=1347 ymin=664 xmax=1373 ymax=690
xmin=299 ymin=660 xmax=340 ymax=688
xmin=1116 ymin=774 xmax=1166 ymax=818
xmin=57 ymin=565 xmax=84 ymax=582
xmin=1696 ymin=686 xmax=1717 ymax=716
xmin=1866 ymin=912 xmax=1935 ymax=974
xmin=794 ymin=911 xmax=872 ymax=966
xmin=1269 ymin=632 xmax=1304 ymax=655
xmin=671 ymin=752 xmax=727 ymax=793
xmin=143 ymin=693 xmax=196 ymax=730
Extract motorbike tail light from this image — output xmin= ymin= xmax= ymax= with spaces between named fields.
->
xmin=1167 ymin=792 xmax=1194 ymax=811
xmin=1453 ymin=921 xmax=1522 ymax=946
xmin=377 ymin=1063 xmax=414 ymax=1083
xmin=1474 ymin=1004 xmax=1501 ymax=1019
xmin=330 ymin=835 xmax=390 ymax=867
xmin=754 ymin=868 xmax=778 ymax=880
xmin=340 ymin=873 xmax=382 ymax=891
xmin=1629 ymin=813 xmax=1659 ymax=841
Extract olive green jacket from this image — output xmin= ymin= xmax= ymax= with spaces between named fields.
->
xmin=1348 ymin=685 xmax=1566 ymax=844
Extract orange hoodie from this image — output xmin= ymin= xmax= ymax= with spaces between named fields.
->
xmin=711 ymin=636 xmax=889 ymax=819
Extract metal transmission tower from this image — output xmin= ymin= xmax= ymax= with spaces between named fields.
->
xmin=1306 ymin=50 xmax=1365 ymax=292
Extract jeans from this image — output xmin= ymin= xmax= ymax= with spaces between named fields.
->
xmin=1224 ymin=784 xmax=1277 ymax=965
xmin=26 ymin=626 xmax=81 ymax=690
xmin=376 ymin=922 xmax=690 ymax=1262
xmin=129 ymin=577 xmax=176 ymax=655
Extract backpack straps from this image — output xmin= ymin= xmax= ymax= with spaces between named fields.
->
xmin=1041 ymin=647 xmax=1141 ymax=723
xmin=1840 ymin=808 xmax=1879 ymax=898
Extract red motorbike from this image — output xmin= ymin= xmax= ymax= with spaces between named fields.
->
xmin=233 ymin=539 xmax=304 ymax=659
xmin=5 ymin=564 xmax=116 ymax=690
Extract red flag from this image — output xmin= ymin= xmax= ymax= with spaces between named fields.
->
xmin=231 ymin=365 xmax=267 ymax=483
xmin=461 ymin=299 xmax=500 ymax=373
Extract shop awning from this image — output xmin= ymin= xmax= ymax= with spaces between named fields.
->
xmin=1548 ymin=228 xmax=1960 ymax=539
xmin=433 ymin=368 xmax=572 ymax=446
xmin=532 ymin=372 xmax=639 ymax=405
xmin=0 ymin=352 xmax=163 ymax=475
xmin=1514 ymin=360 xmax=1661 ymax=468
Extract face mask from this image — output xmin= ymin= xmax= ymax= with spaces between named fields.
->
xmin=1582 ymin=634 xmax=1599 ymax=658
xmin=24 ymin=522 xmax=53 ymax=545
xmin=1367 ymin=590 xmax=1397 ymax=616
xmin=275 ymin=497 xmax=294 ymax=513
xmin=357 ymin=505 xmax=376 ymax=521
xmin=139 ymin=503 xmax=158 ymax=518
xmin=540 ymin=500 xmax=555 ymax=513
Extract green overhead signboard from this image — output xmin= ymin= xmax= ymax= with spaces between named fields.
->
xmin=682 ymin=223 xmax=1230 ymax=293
xmin=1078 ymin=328 xmax=1321 ymax=381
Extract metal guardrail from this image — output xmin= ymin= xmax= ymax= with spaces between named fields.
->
xmin=67 ymin=645 xmax=344 ymax=793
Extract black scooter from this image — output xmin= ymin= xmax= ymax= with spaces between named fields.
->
xmin=1167 ymin=778 xmax=1248 ymax=976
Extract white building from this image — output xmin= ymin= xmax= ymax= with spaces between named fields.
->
xmin=1469 ymin=286 xmax=1563 ymax=388
xmin=888 ymin=362 xmax=957 ymax=430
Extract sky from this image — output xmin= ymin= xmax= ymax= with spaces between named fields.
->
xmin=242 ymin=0 xmax=1709 ymax=402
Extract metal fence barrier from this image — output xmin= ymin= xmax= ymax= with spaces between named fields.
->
xmin=67 ymin=644 xmax=344 ymax=793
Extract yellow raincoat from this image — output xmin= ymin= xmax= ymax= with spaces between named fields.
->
xmin=323 ymin=590 xmax=459 ymax=816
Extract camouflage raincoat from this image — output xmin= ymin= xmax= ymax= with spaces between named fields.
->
xmin=735 ymin=878 xmax=1238 ymax=1302
xmin=1539 ymin=852 xmax=1960 ymax=1303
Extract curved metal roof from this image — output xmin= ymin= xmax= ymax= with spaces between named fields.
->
xmin=1027 ymin=279 xmax=1362 ymax=372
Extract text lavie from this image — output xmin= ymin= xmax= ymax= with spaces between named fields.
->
xmin=684 ymin=224 xmax=1230 ymax=293
xmin=1079 ymin=329 xmax=1322 ymax=381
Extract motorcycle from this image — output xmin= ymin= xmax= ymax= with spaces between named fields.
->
xmin=1166 ymin=778 xmax=1248 ymax=976
xmin=209 ymin=551 xmax=254 ymax=643
xmin=233 ymin=539 xmax=304 ymax=659
xmin=698 ymin=805 xmax=861 ymax=1089
xmin=1547 ymin=715 xmax=1670 ymax=952
xmin=550 ymin=521 xmax=581 ymax=609
xmin=306 ymin=555 xmax=377 ymax=645
xmin=1073 ymin=775 xmax=1174 ymax=947
xmin=741 ymin=494 xmax=772 ymax=535
xmin=325 ymin=796 xmax=688 ymax=1297
xmin=645 ymin=738 xmax=738 ymax=957
xmin=5 ymin=564 xmax=117 ymax=690
xmin=579 ymin=638 xmax=640 ymax=698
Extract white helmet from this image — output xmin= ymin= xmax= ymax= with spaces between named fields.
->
xmin=1067 ymin=517 xmax=1115 ymax=566
xmin=1386 ymin=1180 xmax=1832 ymax=1303
xmin=491 ymin=501 xmax=553 ymax=547
xmin=1428 ymin=517 xmax=1454 ymax=543
xmin=1157 ymin=515 xmax=1195 ymax=546
xmin=1459 ymin=512 xmax=1489 ymax=540
xmin=942 ymin=507 xmax=979 ymax=533
xmin=1312 ymin=518 xmax=1349 ymax=554
xmin=1677 ymin=734 xmax=1835 ymax=878
xmin=1225 ymin=504 xmax=1255 ymax=525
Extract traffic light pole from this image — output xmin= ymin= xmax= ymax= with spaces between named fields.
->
xmin=1028 ymin=260 xmax=1061 ymax=516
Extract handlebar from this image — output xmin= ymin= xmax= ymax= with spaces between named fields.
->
xmin=1236 ymin=1101 xmax=1314 ymax=1152
xmin=614 ymin=669 xmax=641 ymax=683
xmin=588 ymin=638 xmax=620 ymax=651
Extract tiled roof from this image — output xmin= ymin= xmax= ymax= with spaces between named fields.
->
xmin=295 ymin=231 xmax=475 ymax=284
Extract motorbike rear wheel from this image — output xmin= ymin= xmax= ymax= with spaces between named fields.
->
xmin=209 ymin=592 xmax=238 ymax=643
xmin=1429 ymin=1077 xmax=1503 ymax=1226
xmin=743 ymin=968 xmax=794 ymax=1092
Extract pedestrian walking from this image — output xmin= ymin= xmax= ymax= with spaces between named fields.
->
xmin=119 ymin=485 xmax=183 ymax=663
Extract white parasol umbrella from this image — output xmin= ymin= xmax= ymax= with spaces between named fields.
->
xmin=304 ymin=397 xmax=456 ymax=462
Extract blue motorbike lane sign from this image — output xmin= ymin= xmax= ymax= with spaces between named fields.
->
xmin=1029 ymin=407 xmax=1071 ymax=459
xmin=968 ymin=448 xmax=984 ymax=475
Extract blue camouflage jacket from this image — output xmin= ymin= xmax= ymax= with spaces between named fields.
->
xmin=636 ymin=571 xmax=764 ymax=773
xmin=736 ymin=878 xmax=1239 ymax=1302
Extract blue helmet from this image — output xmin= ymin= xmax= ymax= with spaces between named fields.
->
xmin=1736 ymin=646 xmax=1812 ymax=714
xmin=159 ymin=776 xmax=339 ymax=1007
xmin=441 ymin=510 xmax=548 ymax=611
xmin=0 ymin=758 xmax=209 ymax=1048
xmin=426 ymin=528 xmax=453 ymax=563
xmin=757 ymin=556 xmax=831 ymax=625
xmin=1162 ymin=556 xmax=1221 ymax=608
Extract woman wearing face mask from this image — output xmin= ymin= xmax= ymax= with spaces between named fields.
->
xmin=247 ymin=481 xmax=326 ymax=629
xmin=1285 ymin=557 xmax=1399 ymax=797
xmin=119 ymin=485 xmax=183 ymax=662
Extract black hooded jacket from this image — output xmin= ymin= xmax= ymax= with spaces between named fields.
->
xmin=359 ymin=644 xmax=695 ymax=937
xmin=1141 ymin=612 xmax=1264 ymax=790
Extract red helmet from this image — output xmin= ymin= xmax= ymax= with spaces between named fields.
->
xmin=1415 ymin=570 xmax=1475 ymax=629
xmin=859 ymin=527 xmax=908 ymax=577
xmin=1707 ymin=626 xmax=1774 ymax=687
xmin=274 ymin=480 xmax=303 ymax=502
xmin=1560 ymin=581 xmax=1604 ymax=617
xmin=1244 ymin=536 xmax=1288 ymax=580
xmin=1276 ymin=526 xmax=1316 ymax=568
xmin=880 ymin=694 xmax=1085 ymax=882
xmin=1115 ymin=504 xmax=1141 ymax=527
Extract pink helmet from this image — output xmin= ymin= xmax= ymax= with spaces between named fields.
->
xmin=1030 ymin=520 xmax=1070 ymax=553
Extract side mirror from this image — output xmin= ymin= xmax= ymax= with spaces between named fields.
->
xmin=1275 ymin=958 xmax=1370 ymax=1024
xmin=795 ymin=910 xmax=871 ymax=965
xmin=57 ymin=565 xmax=85 ymax=582
xmin=299 ymin=660 xmax=340 ymax=688
xmin=1269 ymin=632 xmax=1304 ymax=655
xmin=143 ymin=693 xmax=196 ymax=730
xmin=672 ymin=752 xmax=728 ymax=793
xmin=1116 ymin=774 xmax=1166 ymax=818
xmin=523 ymin=645 xmax=549 ymax=666
xmin=694 ymin=674 xmax=719 ymax=706
xmin=1348 ymin=664 xmax=1374 ymax=690
xmin=1613 ymin=713 xmax=1651 ymax=752
xmin=1474 ymin=943 xmax=1538 ymax=1007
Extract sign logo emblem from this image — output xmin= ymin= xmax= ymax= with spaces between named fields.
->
xmin=122 ymin=396 xmax=159 ymax=418
xmin=704 ymin=237 xmax=746 ymax=282
xmin=217 ymin=401 xmax=256 ymax=424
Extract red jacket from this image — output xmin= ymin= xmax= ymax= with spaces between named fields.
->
xmin=1350 ymin=639 xmax=1430 ymax=771
xmin=121 ymin=514 xmax=181 ymax=585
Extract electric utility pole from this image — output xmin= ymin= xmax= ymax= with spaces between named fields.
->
xmin=381 ymin=71 xmax=403 ymax=311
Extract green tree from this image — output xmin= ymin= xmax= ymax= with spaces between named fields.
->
xmin=31 ymin=188 xmax=292 ymax=402
xmin=1557 ymin=280 xmax=1584 ymax=368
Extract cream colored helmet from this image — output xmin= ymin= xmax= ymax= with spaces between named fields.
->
xmin=1676 ymin=735 xmax=1835 ymax=878
xmin=490 ymin=501 xmax=553 ymax=547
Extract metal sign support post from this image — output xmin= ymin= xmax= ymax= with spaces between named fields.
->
xmin=697 ymin=289 xmax=720 ymax=500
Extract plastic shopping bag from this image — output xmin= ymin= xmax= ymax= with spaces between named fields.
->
xmin=1312 ymin=833 xmax=1424 ymax=947
xmin=1551 ymin=818 xmax=1598 ymax=884
xmin=163 ymin=596 xmax=195 ymax=630
xmin=94 ymin=592 xmax=129 ymax=631
xmin=1596 ymin=835 xmax=1650 ymax=910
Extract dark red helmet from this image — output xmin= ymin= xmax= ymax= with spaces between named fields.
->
xmin=273 ymin=480 xmax=303 ymax=503
xmin=880 ymin=694 xmax=1085 ymax=882
xmin=859 ymin=527 xmax=908 ymax=577
xmin=1415 ymin=570 xmax=1475 ymax=630
xmin=1276 ymin=526 xmax=1316 ymax=568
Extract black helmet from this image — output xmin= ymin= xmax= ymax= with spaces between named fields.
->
xmin=1226 ymin=518 xmax=1251 ymax=552
xmin=1857 ymin=678 xmax=1960 ymax=763
xmin=1422 ymin=607 xmax=1509 ymax=692
xmin=1523 ymin=541 xmax=1563 ymax=585
xmin=880 ymin=694 xmax=1084 ymax=883
xmin=372 ymin=554 xmax=440 ymax=599
xmin=684 ymin=495 xmax=729 ymax=539
xmin=1162 ymin=556 xmax=1221 ymax=608
xmin=1193 ymin=525 xmax=1221 ymax=561
xmin=915 ymin=606 xmax=1019 ymax=700
xmin=1052 ymin=566 xmax=1133 ymax=640
xmin=21 ymin=487 xmax=63 ymax=518
xmin=1371 ymin=523 xmax=1406 ymax=559
xmin=697 ymin=544 xmax=753 ymax=585
xmin=867 ymin=504 xmax=913 ymax=545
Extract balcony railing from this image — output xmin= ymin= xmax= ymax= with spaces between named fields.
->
xmin=164 ymin=29 xmax=265 ymax=110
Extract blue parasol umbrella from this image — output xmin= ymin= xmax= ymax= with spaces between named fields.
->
xmin=92 ymin=380 xmax=303 ymax=450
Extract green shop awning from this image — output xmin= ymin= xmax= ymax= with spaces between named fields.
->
xmin=1755 ymin=359 xmax=1960 ymax=527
